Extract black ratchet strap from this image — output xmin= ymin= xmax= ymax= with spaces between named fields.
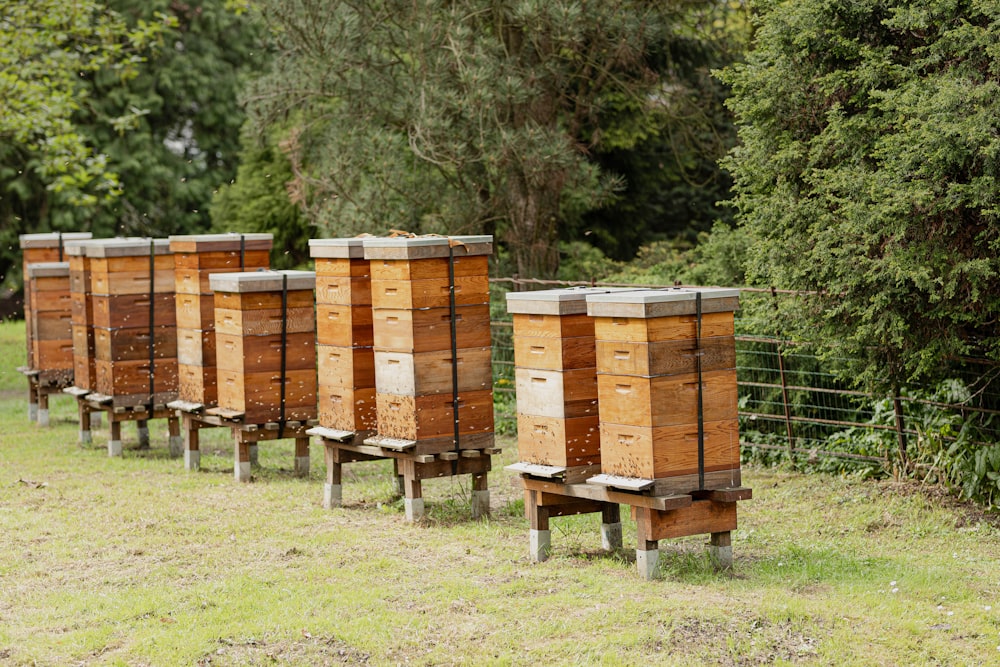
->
xmin=696 ymin=291 xmax=705 ymax=490
xmin=278 ymin=272 xmax=288 ymax=439
xmin=448 ymin=244 xmax=461 ymax=474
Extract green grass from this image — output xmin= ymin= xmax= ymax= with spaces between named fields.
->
xmin=1 ymin=319 xmax=999 ymax=665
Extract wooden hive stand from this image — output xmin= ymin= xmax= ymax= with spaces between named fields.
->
xmin=514 ymin=471 xmax=752 ymax=579
xmin=65 ymin=238 xmax=182 ymax=456
xmin=209 ymin=270 xmax=318 ymax=481
xmin=18 ymin=232 xmax=92 ymax=424
xmin=312 ymin=234 xmax=498 ymax=521
xmin=166 ymin=233 xmax=274 ymax=471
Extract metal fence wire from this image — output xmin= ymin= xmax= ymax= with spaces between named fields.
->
xmin=488 ymin=278 xmax=1000 ymax=473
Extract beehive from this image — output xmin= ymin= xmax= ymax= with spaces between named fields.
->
xmin=210 ymin=270 xmax=317 ymax=424
xmin=310 ymin=238 xmax=377 ymax=435
xmin=65 ymin=240 xmax=100 ymax=390
xmin=19 ymin=232 xmax=93 ymax=368
xmin=505 ymin=288 xmax=618 ymax=472
xmin=88 ymin=239 xmax=178 ymax=406
xmin=169 ymin=233 xmax=273 ymax=405
xmin=586 ymin=288 xmax=741 ymax=494
xmin=26 ymin=262 xmax=74 ymax=375
xmin=364 ymin=236 xmax=494 ymax=453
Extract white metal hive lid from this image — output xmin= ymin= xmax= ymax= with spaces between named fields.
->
xmin=27 ymin=261 xmax=70 ymax=278
xmin=83 ymin=238 xmax=172 ymax=258
xmin=308 ymin=238 xmax=367 ymax=259
xmin=19 ymin=232 xmax=93 ymax=248
xmin=506 ymin=287 xmax=638 ymax=316
xmin=362 ymin=235 xmax=493 ymax=260
xmin=63 ymin=239 xmax=106 ymax=257
xmin=586 ymin=287 xmax=740 ymax=318
xmin=168 ymin=232 xmax=273 ymax=253
xmin=208 ymin=269 xmax=316 ymax=293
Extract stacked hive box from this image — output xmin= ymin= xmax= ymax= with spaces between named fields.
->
xmin=210 ymin=271 xmax=317 ymax=425
xmin=169 ymin=233 xmax=273 ymax=406
xmin=19 ymin=232 xmax=92 ymax=371
xmin=506 ymin=288 xmax=616 ymax=480
xmin=27 ymin=262 xmax=74 ymax=379
xmin=89 ymin=239 xmax=178 ymax=406
xmin=66 ymin=240 xmax=101 ymax=391
xmin=364 ymin=236 xmax=494 ymax=454
xmin=310 ymin=238 xmax=376 ymax=437
xmin=586 ymin=288 xmax=741 ymax=494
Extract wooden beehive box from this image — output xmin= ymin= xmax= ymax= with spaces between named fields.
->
xmin=65 ymin=241 xmax=98 ymax=390
xmin=210 ymin=270 xmax=317 ymax=424
xmin=310 ymin=238 xmax=378 ymax=434
xmin=87 ymin=239 xmax=178 ymax=406
xmin=27 ymin=262 xmax=73 ymax=371
xmin=505 ymin=288 xmax=624 ymax=471
xmin=586 ymin=288 xmax=741 ymax=494
xmin=19 ymin=232 xmax=93 ymax=367
xmin=363 ymin=235 xmax=494 ymax=452
xmin=169 ymin=233 xmax=274 ymax=405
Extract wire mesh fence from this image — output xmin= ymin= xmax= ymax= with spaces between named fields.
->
xmin=489 ymin=278 xmax=1000 ymax=473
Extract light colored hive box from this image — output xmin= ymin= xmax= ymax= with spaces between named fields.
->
xmin=586 ymin=288 xmax=741 ymax=495
xmin=505 ymin=288 xmax=626 ymax=479
xmin=27 ymin=262 xmax=73 ymax=373
xmin=210 ymin=270 xmax=317 ymax=425
xmin=310 ymin=238 xmax=377 ymax=436
xmin=169 ymin=233 xmax=273 ymax=405
xmin=19 ymin=232 xmax=93 ymax=368
xmin=87 ymin=239 xmax=178 ymax=406
xmin=363 ymin=236 xmax=494 ymax=454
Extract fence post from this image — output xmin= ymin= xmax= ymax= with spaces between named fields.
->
xmin=770 ymin=287 xmax=795 ymax=457
xmin=893 ymin=392 xmax=908 ymax=470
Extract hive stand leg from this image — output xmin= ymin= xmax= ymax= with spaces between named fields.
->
xmin=403 ymin=474 xmax=424 ymax=522
xmin=108 ymin=419 xmax=123 ymax=457
xmin=527 ymin=490 xmax=552 ymax=563
xmin=471 ymin=472 xmax=490 ymax=519
xmin=167 ymin=417 xmax=183 ymax=458
xmin=709 ymin=531 xmax=733 ymax=571
xmin=392 ymin=459 xmax=404 ymax=497
xmin=601 ymin=504 xmax=623 ymax=552
xmin=294 ymin=437 xmax=310 ymax=477
xmin=634 ymin=508 xmax=660 ymax=580
xmin=182 ymin=415 xmax=200 ymax=471
xmin=78 ymin=400 xmax=92 ymax=445
xmin=37 ymin=391 xmax=50 ymax=427
xmin=323 ymin=445 xmax=342 ymax=509
xmin=234 ymin=432 xmax=252 ymax=482
xmin=136 ymin=419 xmax=150 ymax=450
xmin=27 ymin=381 xmax=38 ymax=422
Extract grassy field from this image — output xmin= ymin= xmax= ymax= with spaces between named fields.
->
xmin=1 ymin=319 xmax=999 ymax=666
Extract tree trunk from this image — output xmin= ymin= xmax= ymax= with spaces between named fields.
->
xmin=502 ymin=169 xmax=563 ymax=280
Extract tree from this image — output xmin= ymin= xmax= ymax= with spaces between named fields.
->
xmin=0 ymin=1 xmax=263 ymax=293
xmin=84 ymin=0 xmax=266 ymax=238
xmin=0 ymin=1 xmax=171 ymax=288
xmin=243 ymin=0 xmax=736 ymax=278
xmin=721 ymin=0 xmax=1000 ymax=393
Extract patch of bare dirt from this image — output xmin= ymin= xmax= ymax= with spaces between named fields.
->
xmin=198 ymin=635 xmax=370 ymax=666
